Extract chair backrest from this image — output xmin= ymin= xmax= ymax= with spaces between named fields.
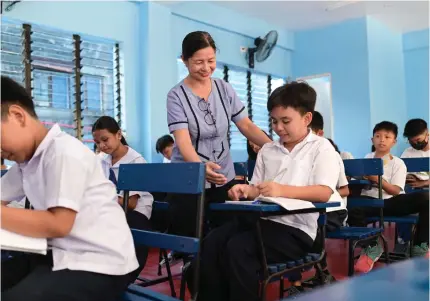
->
xmin=1 ymin=169 xmax=7 ymax=177
xmin=117 ymin=162 xmax=206 ymax=301
xmin=234 ymin=162 xmax=247 ymax=177
xmin=343 ymin=158 xmax=384 ymax=177
xmin=117 ymin=162 xmax=205 ymax=194
xmin=402 ymin=157 xmax=430 ymax=172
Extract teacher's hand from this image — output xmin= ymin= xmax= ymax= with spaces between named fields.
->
xmin=206 ymin=162 xmax=228 ymax=185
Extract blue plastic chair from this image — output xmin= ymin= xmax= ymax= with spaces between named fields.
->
xmin=117 ymin=162 xmax=206 ymax=301
xmin=326 ymin=158 xmax=390 ymax=276
xmin=234 ymin=162 xmax=248 ymax=184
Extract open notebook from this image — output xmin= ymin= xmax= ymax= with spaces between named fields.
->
xmin=1 ymin=229 xmax=47 ymax=255
xmin=227 ymin=196 xmax=316 ymax=211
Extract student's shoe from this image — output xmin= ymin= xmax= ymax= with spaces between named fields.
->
xmin=354 ymin=243 xmax=383 ymax=274
xmin=412 ymin=243 xmax=429 ymax=257
xmin=286 ymin=285 xmax=304 ymax=299
xmin=159 ymin=251 xmax=182 ymax=267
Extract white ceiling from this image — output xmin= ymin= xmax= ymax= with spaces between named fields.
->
xmin=163 ymin=1 xmax=429 ymax=33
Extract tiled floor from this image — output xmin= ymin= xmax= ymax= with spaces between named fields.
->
xmin=137 ymin=224 xmax=397 ymax=301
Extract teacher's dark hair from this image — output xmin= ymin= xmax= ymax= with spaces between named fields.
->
xmin=92 ymin=116 xmax=128 ymax=146
xmin=182 ymin=31 xmax=217 ymax=61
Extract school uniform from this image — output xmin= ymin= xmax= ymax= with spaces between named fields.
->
xmin=195 ymin=132 xmax=343 ymax=301
xmin=166 ymin=78 xmax=247 ymax=237
xmin=347 ymin=152 xmax=429 ymax=246
xmin=100 ymin=147 xmax=153 ymax=273
xmin=401 ymin=147 xmax=430 ymax=181
xmin=1 ymin=124 xmax=138 ymax=301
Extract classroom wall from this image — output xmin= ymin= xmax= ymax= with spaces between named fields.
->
xmin=366 ymin=17 xmax=408 ymax=154
xmin=403 ymin=29 xmax=429 ymax=123
xmin=293 ymin=18 xmax=372 ymax=158
xmin=293 ymin=17 xmax=422 ymax=157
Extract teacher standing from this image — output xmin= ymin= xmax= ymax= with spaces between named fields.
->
xmin=166 ymin=31 xmax=272 ymax=238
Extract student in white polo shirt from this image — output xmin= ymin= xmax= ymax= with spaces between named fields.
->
xmin=92 ymin=116 xmax=153 ymax=274
xmin=192 ymin=82 xmax=343 ymax=301
xmin=348 ymin=121 xmax=429 ymax=274
xmin=0 ymin=76 xmax=138 ymax=301
xmin=401 ymin=118 xmax=429 ymax=188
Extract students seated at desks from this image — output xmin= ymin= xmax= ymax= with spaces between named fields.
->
xmin=0 ymin=76 xmax=138 ymax=301
xmin=347 ymin=121 xmax=429 ymax=274
xmin=92 ymin=116 xmax=153 ymax=274
xmin=192 ymin=82 xmax=344 ymax=301
xmin=401 ymin=118 xmax=429 ymax=189
xmin=156 ymin=134 xmax=174 ymax=163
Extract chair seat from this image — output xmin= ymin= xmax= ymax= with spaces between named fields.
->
xmin=267 ymin=253 xmax=321 ymax=274
xmin=366 ymin=216 xmax=419 ymax=224
xmin=326 ymin=227 xmax=383 ymax=239
xmin=122 ymin=284 xmax=179 ymax=301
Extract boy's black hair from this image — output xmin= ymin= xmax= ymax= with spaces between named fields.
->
xmin=327 ymin=138 xmax=340 ymax=154
xmin=267 ymin=81 xmax=316 ymax=114
xmin=310 ymin=111 xmax=324 ymax=132
xmin=156 ymin=135 xmax=174 ymax=153
xmin=1 ymin=76 xmax=37 ymax=119
xmin=403 ymin=119 xmax=428 ymax=138
xmin=373 ymin=121 xmax=398 ymax=138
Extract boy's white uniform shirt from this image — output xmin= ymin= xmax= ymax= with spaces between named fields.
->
xmin=361 ymin=152 xmax=407 ymax=199
xmin=400 ymin=147 xmax=430 ymax=180
xmin=1 ymin=124 xmax=139 ymax=275
xmin=250 ymin=132 xmax=343 ymax=241
xmin=100 ymin=147 xmax=153 ymax=219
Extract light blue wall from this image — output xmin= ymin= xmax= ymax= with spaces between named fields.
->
xmin=293 ymin=18 xmax=372 ymax=158
xmin=366 ymin=17 xmax=407 ymax=155
xmin=403 ymin=29 xmax=429 ymax=123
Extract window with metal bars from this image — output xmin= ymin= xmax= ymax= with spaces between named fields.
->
xmin=269 ymin=76 xmax=286 ymax=141
xmin=0 ymin=19 xmax=123 ymax=152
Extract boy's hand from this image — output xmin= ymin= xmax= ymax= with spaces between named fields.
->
xmin=365 ymin=175 xmax=379 ymax=183
xmin=408 ymin=179 xmax=429 ymax=188
xmin=257 ymin=182 xmax=284 ymax=197
xmin=228 ymin=184 xmax=252 ymax=201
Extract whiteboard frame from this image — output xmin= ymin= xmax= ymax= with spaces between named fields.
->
xmin=296 ymin=73 xmax=334 ymax=140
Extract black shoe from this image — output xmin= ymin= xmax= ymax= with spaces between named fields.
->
xmin=286 ymin=285 xmax=304 ymax=299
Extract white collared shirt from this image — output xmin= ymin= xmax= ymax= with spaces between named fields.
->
xmin=401 ymin=147 xmax=430 ymax=180
xmin=100 ymin=147 xmax=153 ymax=219
xmin=1 ymin=124 xmax=139 ymax=275
xmin=163 ymin=157 xmax=171 ymax=163
xmin=361 ymin=152 xmax=407 ymax=199
xmin=250 ymin=132 xmax=343 ymax=240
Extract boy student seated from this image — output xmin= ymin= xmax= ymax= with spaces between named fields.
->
xmin=310 ymin=110 xmax=354 ymax=160
xmin=306 ymin=111 xmax=349 ymax=279
xmin=347 ymin=121 xmax=429 ymax=274
xmin=92 ymin=116 xmax=153 ymax=274
xmin=156 ymin=134 xmax=174 ymax=163
xmin=401 ymin=118 xmax=429 ymax=189
xmin=0 ymin=76 xmax=139 ymax=300
xmin=193 ymin=82 xmax=344 ymax=301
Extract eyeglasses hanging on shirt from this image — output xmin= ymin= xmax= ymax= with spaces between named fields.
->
xmin=198 ymin=99 xmax=220 ymax=139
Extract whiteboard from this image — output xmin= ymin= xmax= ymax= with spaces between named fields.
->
xmin=297 ymin=74 xmax=334 ymax=139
